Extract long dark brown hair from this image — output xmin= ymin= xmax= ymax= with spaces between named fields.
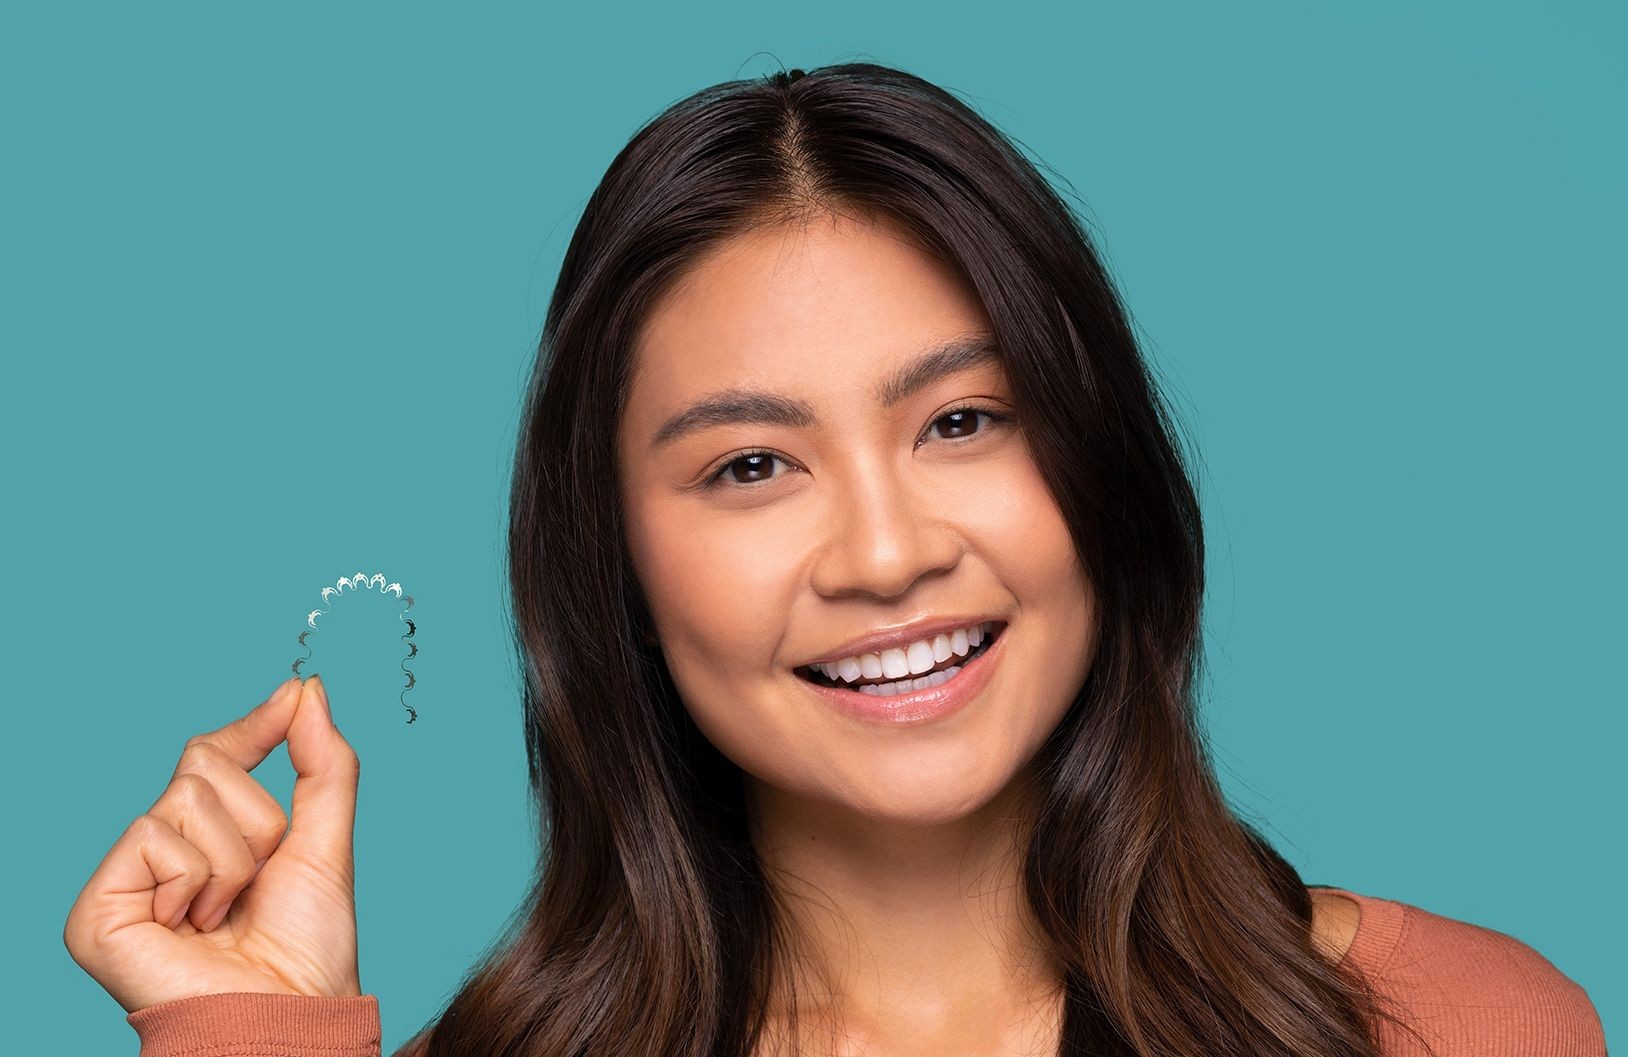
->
xmin=404 ymin=62 xmax=1432 ymax=1057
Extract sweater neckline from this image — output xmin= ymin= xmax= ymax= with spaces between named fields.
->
xmin=1315 ymin=885 xmax=1407 ymax=972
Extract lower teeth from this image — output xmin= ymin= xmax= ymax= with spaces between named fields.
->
xmin=857 ymin=665 xmax=963 ymax=696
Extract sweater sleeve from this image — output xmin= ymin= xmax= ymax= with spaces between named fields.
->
xmin=1329 ymin=888 xmax=1608 ymax=1057
xmin=126 ymin=992 xmax=381 ymax=1057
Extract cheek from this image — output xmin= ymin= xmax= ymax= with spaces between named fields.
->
xmin=992 ymin=462 xmax=1091 ymax=624
xmin=634 ymin=508 xmax=800 ymax=654
xmin=957 ymin=441 xmax=1093 ymax=635
xmin=625 ymin=498 xmax=807 ymax=741
xmin=967 ymin=451 xmax=1097 ymax=737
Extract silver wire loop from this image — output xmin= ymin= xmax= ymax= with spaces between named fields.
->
xmin=292 ymin=572 xmax=418 ymax=724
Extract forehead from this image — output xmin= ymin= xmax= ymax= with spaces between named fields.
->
xmin=629 ymin=212 xmax=991 ymax=398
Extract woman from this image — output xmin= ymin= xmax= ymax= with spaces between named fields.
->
xmin=65 ymin=63 xmax=1604 ymax=1057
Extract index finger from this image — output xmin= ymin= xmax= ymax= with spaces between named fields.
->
xmin=180 ymin=676 xmax=305 ymax=774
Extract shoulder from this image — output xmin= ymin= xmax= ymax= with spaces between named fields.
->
xmin=1313 ymin=886 xmax=1607 ymax=1056
xmin=1309 ymin=886 xmax=1363 ymax=964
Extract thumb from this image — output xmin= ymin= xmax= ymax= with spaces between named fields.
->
xmin=282 ymin=675 xmax=359 ymax=868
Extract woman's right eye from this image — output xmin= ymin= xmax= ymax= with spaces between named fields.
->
xmin=705 ymin=450 xmax=788 ymax=488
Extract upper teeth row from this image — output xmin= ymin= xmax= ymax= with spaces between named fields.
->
xmin=811 ymin=621 xmax=996 ymax=684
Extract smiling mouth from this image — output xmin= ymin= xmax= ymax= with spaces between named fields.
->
xmin=793 ymin=623 xmax=1005 ymax=692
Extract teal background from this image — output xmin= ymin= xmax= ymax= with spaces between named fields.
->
xmin=4 ymin=1 xmax=1620 ymax=1049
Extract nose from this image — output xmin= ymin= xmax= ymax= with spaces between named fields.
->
xmin=807 ymin=464 xmax=963 ymax=600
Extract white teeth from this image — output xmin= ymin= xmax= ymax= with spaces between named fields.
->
xmin=857 ymin=664 xmax=962 ymax=695
xmin=805 ymin=621 xmax=1000 ymax=687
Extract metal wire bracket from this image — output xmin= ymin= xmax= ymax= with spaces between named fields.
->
xmin=292 ymin=571 xmax=418 ymax=724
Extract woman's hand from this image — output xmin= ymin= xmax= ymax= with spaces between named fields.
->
xmin=64 ymin=675 xmax=362 ymax=1014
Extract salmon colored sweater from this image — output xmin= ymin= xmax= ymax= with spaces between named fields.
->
xmin=123 ymin=886 xmax=1608 ymax=1055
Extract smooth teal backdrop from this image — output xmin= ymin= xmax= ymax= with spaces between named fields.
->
xmin=5 ymin=1 xmax=1620 ymax=1050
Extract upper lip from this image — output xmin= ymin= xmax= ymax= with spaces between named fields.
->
xmin=794 ymin=614 xmax=1006 ymax=669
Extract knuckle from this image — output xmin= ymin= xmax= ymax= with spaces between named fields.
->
xmin=129 ymin=813 xmax=167 ymax=841
xmin=171 ymin=770 xmax=208 ymax=794
xmin=62 ymin=903 xmax=88 ymax=957
xmin=220 ymin=850 xmax=258 ymax=888
xmin=180 ymin=838 xmax=211 ymax=875
xmin=333 ymin=742 xmax=361 ymax=776
xmin=63 ymin=903 xmax=106 ymax=963
xmin=251 ymin=807 xmax=290 ymax=846
xmin=178 ymin=738 xmax=224 ymax=769
xmin=165 ymin=771 xmax=211 ymax=808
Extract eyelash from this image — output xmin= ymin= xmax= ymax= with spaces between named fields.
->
xmin=702 ymin=403 xmax=1013 ymax=490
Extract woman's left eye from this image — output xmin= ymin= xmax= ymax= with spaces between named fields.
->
xmin=703 ymin=404 xmax=1011 ymax=490
xmin=923 ymin=404 xmax=1010 ymax=443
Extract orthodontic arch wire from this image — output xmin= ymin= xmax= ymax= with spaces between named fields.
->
xmin=292 ymin=571 xmax=418 ymax=724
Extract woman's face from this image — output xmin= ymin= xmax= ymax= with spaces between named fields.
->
xmin=617 ymin=210 xmax=1097 ymax=825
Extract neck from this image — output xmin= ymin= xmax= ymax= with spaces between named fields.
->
xmin=746 ymin=766 xmax=1064 ymax=1053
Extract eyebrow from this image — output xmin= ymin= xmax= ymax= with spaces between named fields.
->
xmin=648 ymin=334 xmax=1003 ymax=453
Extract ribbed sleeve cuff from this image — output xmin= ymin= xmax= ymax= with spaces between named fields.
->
xmin=126 ymin=991 xmax=380 ymax=1056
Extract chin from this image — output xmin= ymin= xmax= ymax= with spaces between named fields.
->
xmin=821 ymin=751 xmax=1019 ymax=827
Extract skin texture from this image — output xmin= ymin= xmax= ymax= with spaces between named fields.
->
xmin=1311 ymin=889 xmax=1362 ymax=965
xmin=616 ymin=209 xmax=1355 ymax=1054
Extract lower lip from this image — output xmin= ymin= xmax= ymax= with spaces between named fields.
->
xmin=795 ymin=627 xmax=1008 ymax=726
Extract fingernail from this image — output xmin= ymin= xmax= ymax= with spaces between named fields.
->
xmin=256 ymin=678 xmax=297 ymax=713
xmin=309 ymin=674 xmax=329 ymax=710
xmin=202 ymin=902 xmax=229 ymax=932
